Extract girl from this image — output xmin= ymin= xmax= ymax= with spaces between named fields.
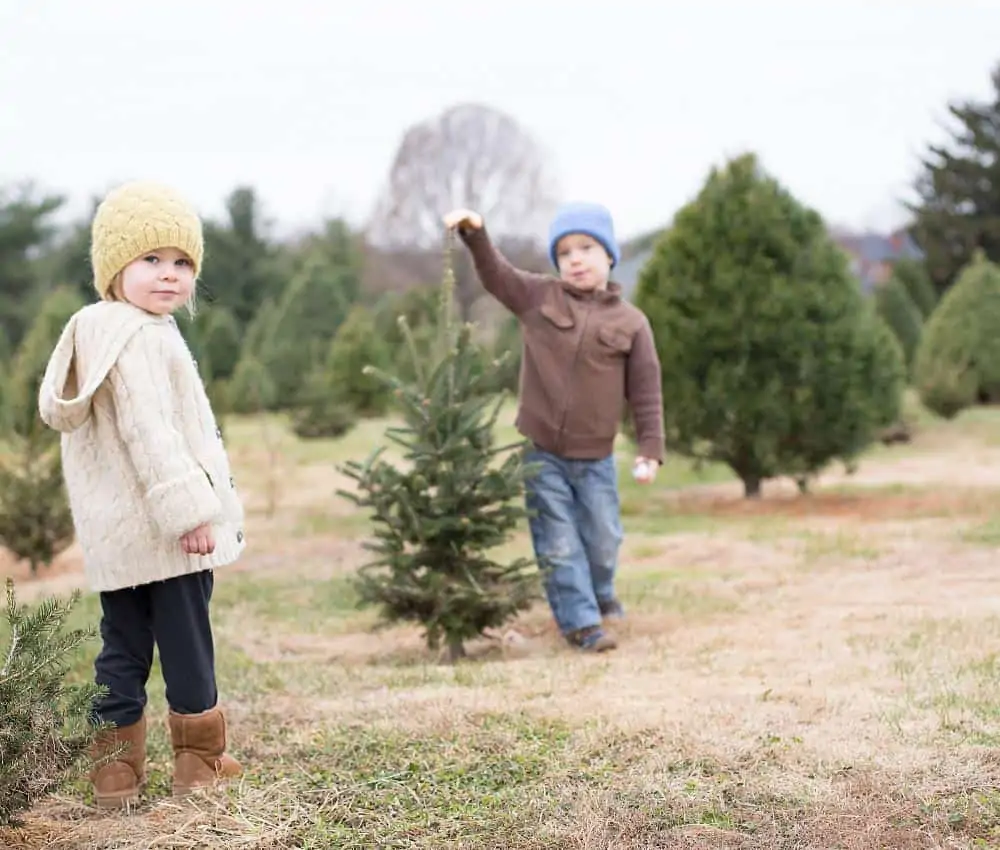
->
xmin=38 ymin=180 xmax=245 ymax=808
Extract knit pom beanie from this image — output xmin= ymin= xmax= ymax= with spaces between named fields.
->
xmin=90 ymin=181 xmax=204 ymax=299
xmin=547 ymin=202 xmax=620 ymax=269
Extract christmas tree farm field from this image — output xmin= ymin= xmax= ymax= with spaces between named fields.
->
xmin=9 ymin=404 xmax=1000 ymax=847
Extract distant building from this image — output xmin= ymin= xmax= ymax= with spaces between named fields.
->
xmin=829 ymin=229 xmax=924 ymax=292
xmin=613 ymin=228 xmax=924 ymax=301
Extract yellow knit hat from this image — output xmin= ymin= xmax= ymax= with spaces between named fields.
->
xmin=90 ymin=181 xmax=204 ymax=299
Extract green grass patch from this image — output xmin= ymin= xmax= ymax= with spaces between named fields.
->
xmin=212 ymin=571 xmax=363 ymax=633
xmin=794 ymin=528 xmax=882 ymax=562
xmin=960 ymin=518 xmax=1000 ymax=546
xmin=618 ymin=567 xmax=737 ymax=616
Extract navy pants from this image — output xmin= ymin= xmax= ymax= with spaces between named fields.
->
xmin=92 ymin=570 xmax=218 ymax=727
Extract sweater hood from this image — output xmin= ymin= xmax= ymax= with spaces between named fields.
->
xmin=38 ymin=301 xmax=164 ymax=433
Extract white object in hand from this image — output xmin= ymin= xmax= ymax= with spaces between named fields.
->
xmin=632 ymin=458 xmax=655 ymax=483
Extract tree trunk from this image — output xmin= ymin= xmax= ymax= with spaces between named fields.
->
xmin=743 ymin=475 xmax=763 ymax=499
xmin=446 ymin=636 xmax=466 ymax=663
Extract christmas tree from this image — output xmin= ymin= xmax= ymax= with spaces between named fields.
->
xmin=0 ymin=579 xmax=107 ymax=826
xmin=0 ymin=424 xmax=75 ymax=576
xmin=634 ymin=152 xmax=905 ymax=498
xmin=338 ymin=233 xmax=539 ymax=661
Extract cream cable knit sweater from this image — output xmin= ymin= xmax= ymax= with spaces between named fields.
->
xmin=38 ymin=301 xmax=245 ymax=592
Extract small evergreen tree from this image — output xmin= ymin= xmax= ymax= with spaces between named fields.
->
xmin=291 ymin=365 xmax=358 ymax=440
xmin=909 ymin=62 xmax=1000 ymax=294
xmin=226 ymin=354 xmax=278 ymax=415
xmin=634 ymin=152 xmax=906 ymax=497
xmin=488 ymin=313 xmax=522 ymax=395
xmin=789 ymin=307 xmax=906 ymax=491
xmin=193 ymin=305 xmax=242 ymax=382
xmin=372 ymin=286 xmax=442 ymax=384
xmin=891 ymin=257 xmax=938 ymax=319
xmin=874 ymin=276 xmax=923 ymax=373
xmin=258 ymin=254 xmax=355 ymax=407
xmin=913 ymin=250 xmax=1000 ymax=418
xmin=338 ymin=238 xmax=538 ymax=660
xmin=324 ymin=304 xmax=394 ymax=416
xmin=0 ymin=427 xmax=76 ymax=576
xmin=0 ymin=579 xmax=106 ymax=827
xmin=8 ymin=286 xmax=85 ymax=438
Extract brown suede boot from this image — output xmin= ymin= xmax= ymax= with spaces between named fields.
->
xmin=168 ymin=706 xmax=243 ymax=796
xmin=88 ymin=715 xmax=147 ymax=809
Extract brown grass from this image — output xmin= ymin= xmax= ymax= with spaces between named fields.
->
xmin=6 ymin=404 xmax=1000 ymax=847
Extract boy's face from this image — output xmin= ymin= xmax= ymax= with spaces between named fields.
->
xmin=116 ymin=246 xmax=196 ymax=315
xmin=554 ymin=233 xmax=612 ymax=291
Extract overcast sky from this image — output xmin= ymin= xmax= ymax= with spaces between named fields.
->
xmin=2 ymin=0 xmax=998 ymax=241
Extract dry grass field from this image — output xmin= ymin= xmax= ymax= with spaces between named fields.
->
xmin=5 ymin=396 xmax=1000 ymax=849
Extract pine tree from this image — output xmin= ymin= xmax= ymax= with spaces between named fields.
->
xmin=909 ymin=62 xmax=1000 ymax=294
xmin=258 ymin=253 xmax=356 ymax=408
xmin=891 ymin=258 xmax=938 ymax=319
xmin=0 ymin=426 xmax=75 ymax=576
xmin=226 ymin=354 xmax=278 ymax=415
xmin=0 ymin=579 xmax=107 ymax=827
xmin=338 ymin=235 xmax=539 ymax=661
xmin=323 ymin=304 xmax=393 ymax=417
xmin=7 ymin=286 xmax=85 ymax=439
xmin=874 ymin=276 xmax=923 ymax=373
xmin=634 ymin=152 xmax=906 ymax=498
xmin=192 ymin=305 xmax=243 ymax=382
xmin=913 ymin=250 xmax=1000 ymax=418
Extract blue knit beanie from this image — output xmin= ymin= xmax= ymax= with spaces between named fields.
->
xmin=547 ymin=202 xmax=620 ymax=269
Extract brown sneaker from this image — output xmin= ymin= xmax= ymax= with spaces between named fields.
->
xmin=168 ymin=706 xmax=243 ymax=796
xmin=89 ymin=715 xmax=147 ymax=809
xmin=567 ymin=625 xmax=617 ymax=652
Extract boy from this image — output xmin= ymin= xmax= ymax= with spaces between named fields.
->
xmin=444 ymin=202 xmax=664 ymax=652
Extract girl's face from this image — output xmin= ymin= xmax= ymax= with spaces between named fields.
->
xmin=116 ymin=247 xmax=195 ymax=315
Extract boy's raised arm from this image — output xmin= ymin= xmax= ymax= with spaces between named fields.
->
xmin=444 ymin=208 xmax=547 ymax=316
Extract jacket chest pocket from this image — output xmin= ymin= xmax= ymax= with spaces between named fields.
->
xmin=532 ymin=302 xmax=581 ymax=361
xmin=539 ymin=302 xmax=575 ymax=330
xmin=597 ymin=326 xmax=633 ymax=358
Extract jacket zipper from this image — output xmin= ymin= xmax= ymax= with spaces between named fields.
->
xmin=557 ymin=300 xmax=593 ymax=455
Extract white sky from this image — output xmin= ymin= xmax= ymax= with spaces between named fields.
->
xmin=2 ymin=0 xmax=998 ymax=242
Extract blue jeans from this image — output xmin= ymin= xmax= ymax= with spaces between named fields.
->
xmin=524 ymin=447 xmax=623 ymax=635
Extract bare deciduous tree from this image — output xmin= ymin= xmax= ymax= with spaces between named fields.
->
xmin=368 ymin=103 xmax=559 ymax=319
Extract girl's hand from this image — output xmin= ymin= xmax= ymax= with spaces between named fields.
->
xmin=443 ymin=208 xmax=483 ymax=231
xmin=181 ymin=523 xmax=215 ymax=555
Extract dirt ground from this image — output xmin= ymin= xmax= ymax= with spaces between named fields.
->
xmin=6 ymin=418 xmax=1000 ymax=848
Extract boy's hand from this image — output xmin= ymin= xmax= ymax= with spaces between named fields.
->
xmin=632 ymin=457 xmax=658 ymax=485
xmin=181 ymin=522 xmax=215 ymax=556
xmin=443 ymin=208 xmax=483 ymax=231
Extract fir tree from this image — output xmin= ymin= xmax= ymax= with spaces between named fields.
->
xmin=874 ymin=276 xmax=923 ymax=373
xmin=323 ymin=304 xmax=393 ymax=417
xmin=338 ymin=235 xmax=539 ymax=661
xmin=909 ymin=62 xmax=1000 ymax=294
xmin=891 ymin=258 xmax=938 ymax=319
xmin=913 ymin=250 xmax=1000 ymax=418
xmin=0 ymin=579 xmax=107 ymax=827
xmin=634 ymin=152 xmax=906 ymax=498
xmin=0 ymin=426 xmax=75 ymax=576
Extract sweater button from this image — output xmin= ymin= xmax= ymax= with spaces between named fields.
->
xmin=229 ymin=476 xmax=235 ymax=488
xmin=236 ymin=530 xmax=244 ymax=543
xmin=216 ymin=427 xmax=223 ymax=439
